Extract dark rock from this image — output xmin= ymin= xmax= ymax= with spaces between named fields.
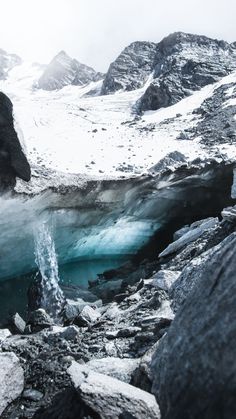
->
xmin=0 ymin=92 xmax=31 ymax=190
xmin=117 ymin=327 xmax=141 ymax=338
xmin=27 ymin=272 xmax=66 ymax=320
xmin=152 ymin=232 xmax=236 ymax=419
xmin=101 ymin=41 xmax=157 ymax=95
xmin=32 ymin=388 xmax=100 ymax=419
xmin=9 ymin=313 xmax=26 ymax=334
xmin=27 ymin=309 xmax=54 ymax=332
xmin=139 ymin=32 xmax=236 ymax=111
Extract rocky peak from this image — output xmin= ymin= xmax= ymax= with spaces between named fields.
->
xmin=101 ymin=41 xmax=157 ymax=95
xmin=158 ymin=31 xmax=231 ymax=52
xmin=139 ymin=32 xmax=236 ymax=112
xmin=101 ymin=31 xmax=236 ymax=112
xmin=37 ymin=51 xmax=103 ymax=91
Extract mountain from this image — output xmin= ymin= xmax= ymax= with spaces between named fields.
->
xmin=0 ymin=48 xmax=21 ymax=80
xmin=1 ymin=32 xmax=236 ymax=418
xmin=101 ymin=41 xmax=157 ymax=95
xmin=37 ymin=50 xmax=104 ymax=90
xmin=101 ymin=32 xmax=236 ymax=112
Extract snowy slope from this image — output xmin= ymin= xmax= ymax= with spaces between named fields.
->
xmin=0 ymin=62 xmax=236 ymax=180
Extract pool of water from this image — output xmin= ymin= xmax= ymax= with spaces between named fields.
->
xmin=0 ymin=258 xmax=127 ymax=323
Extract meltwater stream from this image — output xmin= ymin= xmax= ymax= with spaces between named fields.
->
xmin=34 ymin=220 xmax=65 ymax=318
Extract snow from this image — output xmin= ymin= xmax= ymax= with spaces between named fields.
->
xmin=1 ymin=63 xmax=236 ymax=179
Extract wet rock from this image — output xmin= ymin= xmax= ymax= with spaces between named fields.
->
xmin=63 ymin=298 xmax=102 ymax=324
xmin=28 ymin=309 xmax=54 ymax=332
xmin=0 ymin=352 xmax=24 ymax=415
xmin=68 ymin=361 xmax=161 ymax=418
xmin=152 ymin=232 xmax=236 ymax=419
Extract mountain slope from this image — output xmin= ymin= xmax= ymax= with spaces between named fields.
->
xmin=37 ymin=51 xmax=104 ymax=91
xmin=0 ymin=48 xmax=21 ymax=80
xmin=101 ymin=32 xmax=236 ymax=113
xmin=101 ymin=41 xmax=157 ymax=95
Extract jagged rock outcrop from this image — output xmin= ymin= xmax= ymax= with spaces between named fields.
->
xmin=37 ymin=51 xmax=103 ymax=91
xmin=151 ymin=232 xmax=236 ymax=419
xmin=101 ymin=41 xmax=157 ymax=94
xmin=0 ymin=49 xmax=21 ymax=80
xmin=101 ymin=32 xmax=236 ymax=111
xmin=0 ymin=92 xmax=31 ymax=190
xmin=139 ymin=32 xmax=236 ymax=111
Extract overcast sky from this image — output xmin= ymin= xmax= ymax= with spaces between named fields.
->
xmin=0 ymin=0 xmax=235 ymax=72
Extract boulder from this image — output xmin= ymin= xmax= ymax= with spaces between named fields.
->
xmin=63 ymin=298 xmax=102 ymax=324
xmin=74 ymin=305 xmax=101 ymax=327
xmin=68 ymin=361 xmax=160 ymax=418
xmin=0 ymin=329 xmax=11 ymax=345
xmin=86 ymin=357 xmax=140 ymax=383
xmin=23 ymin=389 xmax=44 ymax=402
xmin=159 ymin=217 xmax=219 ymax=258
xmin=151 ymin=270 xmax=180 ymax=291
xmin=0 ymin=352 xmax=24 ymax=415
xmin=152 ymin=232 xmax=236 ymax=419
xmin=28 ymin=309 xmax=54 ymax=332
xmin=9 ymin=313 xmax=26 ymax=334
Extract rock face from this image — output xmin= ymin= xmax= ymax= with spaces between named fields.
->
xmin=140 ymin=32 xmax=236 ymax=111
xmin=101 ymin=41 xmax=157 ymax=94
xmin=0 ymin=352 xmax=24 ymax=415
xmin=151 ymin=232 xmax=236 ymax=419
xmin=0 ymin=48 xmax=21 ymax=80
xmin=0 ymin=92 xmax=31 ymax=190
xmin=101 ymin=32 xmax=236 ymax=111
xmin=37 ymin=51 xmax=103 ymax=90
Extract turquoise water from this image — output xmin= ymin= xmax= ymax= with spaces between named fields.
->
xmin=0 ymin=258 xmax=126 ymax=323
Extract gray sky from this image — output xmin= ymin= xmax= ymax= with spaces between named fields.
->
xmin=0 ymin=0 xmax=236 ymax=72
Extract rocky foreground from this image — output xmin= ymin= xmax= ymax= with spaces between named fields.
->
xmin=0 ymin=204 xmax=236 ymax=418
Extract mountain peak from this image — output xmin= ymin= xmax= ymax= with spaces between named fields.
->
xmin=37 ymin=51 xmax=103 ymax=91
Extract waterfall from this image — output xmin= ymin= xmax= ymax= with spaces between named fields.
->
xmin=34 ymin=219 xmax=65 ymax=319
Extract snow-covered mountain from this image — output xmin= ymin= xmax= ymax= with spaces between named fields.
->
xmin=1 ymin=32 xmax=236 ymax=419
xmin=0 ymin=48 xmax=21 ymax=80
xmin=102 ymin=32 xmax=236 ymax=112
xmin=0 ymin=31 xmax=236 ymax=273
xmin=37 ymin=50 xmax=104 ymax=91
